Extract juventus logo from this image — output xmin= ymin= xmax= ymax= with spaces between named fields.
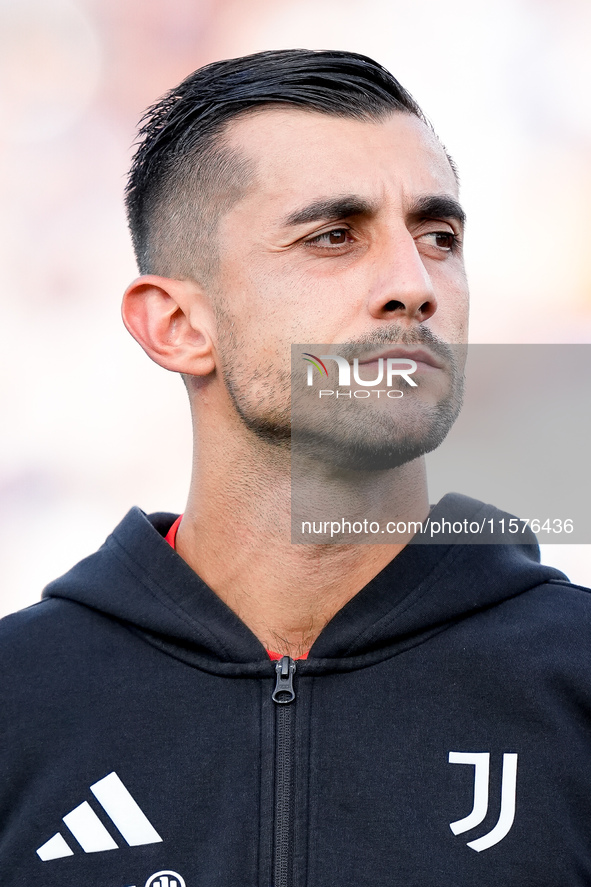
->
xmin=448 ymin=752 xmax=518 ymax=852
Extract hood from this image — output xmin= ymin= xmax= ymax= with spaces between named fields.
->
xmin=43 ymin=494 xmax=567 ymax=677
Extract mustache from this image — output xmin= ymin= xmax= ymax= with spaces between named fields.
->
xmin=334 ymin=327 xmax=461 ymax=368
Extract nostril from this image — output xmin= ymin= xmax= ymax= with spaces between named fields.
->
xmin=383 ymin=300 xmax=405 ymax=312
xmin=419 ymin=300 xmax=436 ymax=319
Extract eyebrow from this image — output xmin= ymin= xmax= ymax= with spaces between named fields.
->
xmin=407 ymin=195 xmax=466 ymax=228
xmin=281 ymin=196 xmax=377 ymax=227
xmin=279 ymin=193 xmax=465 ymax=229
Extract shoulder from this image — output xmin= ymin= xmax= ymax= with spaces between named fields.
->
xmin=0 ymin=595 xmax=108 ymax=649
xmin=512 ymin=577 xmax=591 ymax=624
xmin=0 ymin=597 xmax=138 ymax=697
xmin=457 ymin=577 xmax=591 ymax=673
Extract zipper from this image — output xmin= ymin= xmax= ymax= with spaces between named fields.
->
xmin=272 ymin=655 xmax=297 ymax=887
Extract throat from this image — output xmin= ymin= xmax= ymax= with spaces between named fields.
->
xmin=176 ymin=516 xmax=405 ymax=655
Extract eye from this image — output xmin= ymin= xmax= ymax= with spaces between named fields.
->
xmin=305 ymin=228 xmax=352 ymax=248
xmin=418 ymin=231 xmax=460 ymax=252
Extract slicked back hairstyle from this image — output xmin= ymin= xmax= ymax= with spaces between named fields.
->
xmin=125 ymin=49 xmax=428 ymax=280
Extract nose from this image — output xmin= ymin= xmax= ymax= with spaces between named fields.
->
xmin=367 ymin=231 xmax=437 ymax=323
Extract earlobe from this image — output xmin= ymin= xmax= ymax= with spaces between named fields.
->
xmin=121 ymin=275 xmax=216 ymax=377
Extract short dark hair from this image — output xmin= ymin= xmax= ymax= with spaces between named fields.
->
xmin=125 ymin=49 xmax=427 ymax=279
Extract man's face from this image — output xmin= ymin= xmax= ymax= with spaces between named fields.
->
xmin=206 ymin=107 xmax=469 ymax=458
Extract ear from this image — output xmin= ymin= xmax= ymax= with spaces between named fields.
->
xmin=121 ymin=275 xmax=216 ymax=376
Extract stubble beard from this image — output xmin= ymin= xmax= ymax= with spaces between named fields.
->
xmin=215 ymin=301 xmax=292 ymax=446
xmin=216 ymin=314 xmax=465 ymax=470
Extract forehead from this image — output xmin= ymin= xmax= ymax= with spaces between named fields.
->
xmin=221 ymin=107 xmax=458 ymax=216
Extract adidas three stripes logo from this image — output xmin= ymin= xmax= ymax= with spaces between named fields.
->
xmin=36 ymin=772 xmax=162 ymax=861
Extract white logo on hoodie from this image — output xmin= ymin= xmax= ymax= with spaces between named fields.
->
xmin=449 ymin=752 xmax=518 ymax=851
xmin=36 ymin=771 xmax=162 ymax=861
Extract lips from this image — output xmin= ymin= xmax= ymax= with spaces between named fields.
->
xmin=356 ymin=347 xmax=444 ymax=370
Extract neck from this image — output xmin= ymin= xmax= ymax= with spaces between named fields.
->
xmin=175 ymin=405 xmax=429 ymax=657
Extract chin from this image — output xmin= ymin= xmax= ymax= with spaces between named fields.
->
xmin=292 ymin=389 xmax=463 ymax=470
xmin=292 ymin=423 xmax=449 ymax=472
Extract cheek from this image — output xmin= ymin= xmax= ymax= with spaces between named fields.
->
xmin=433 ymin=284 xmax=470 ymax=342
xmin=216 ymin=245 xmax=374 ymax=347
xmin=228 ymin=273 xmax=326 ymax=343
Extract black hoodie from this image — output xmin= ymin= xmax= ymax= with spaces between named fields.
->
xmin=1 ymin=493 xmax=591 ymax=887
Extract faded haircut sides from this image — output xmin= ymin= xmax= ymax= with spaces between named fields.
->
xmin=125 ymin=49 xmax=428 ymax=281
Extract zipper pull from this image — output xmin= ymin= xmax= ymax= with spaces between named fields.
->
xmin=272 ymin=656 xmax=296 ymax=704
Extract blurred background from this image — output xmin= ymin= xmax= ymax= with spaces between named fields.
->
xmin=1 ymin=0 xmax=590 ymax=616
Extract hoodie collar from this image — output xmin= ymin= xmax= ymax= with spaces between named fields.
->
xmin=43 ymin=495 xmax=566 ymax=676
